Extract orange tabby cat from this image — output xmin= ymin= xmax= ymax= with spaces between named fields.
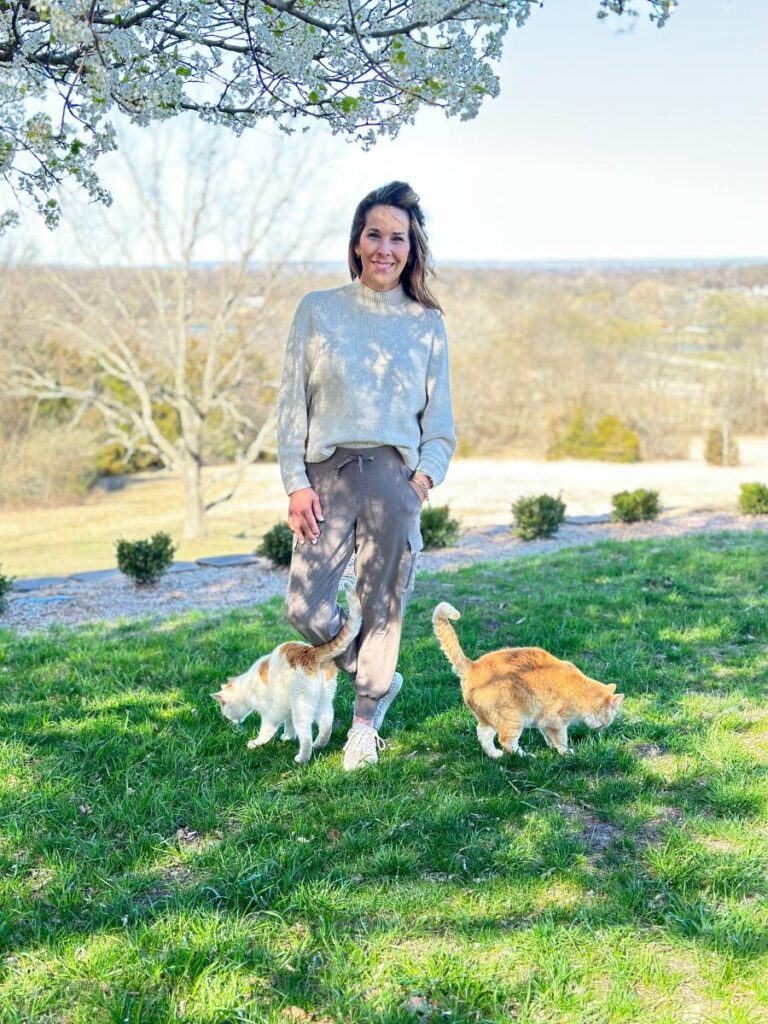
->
xmin=432 ymin=602 xmax=624 ymax=758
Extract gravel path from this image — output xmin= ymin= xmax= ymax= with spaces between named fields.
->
xmin=4 ymin=508 xmax=766 ymax=636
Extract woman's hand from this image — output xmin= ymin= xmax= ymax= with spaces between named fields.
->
xmin=409 ymin=471 xmax=432 ymax=503
xmin=288 ymin=487 xmax=324 ymax=544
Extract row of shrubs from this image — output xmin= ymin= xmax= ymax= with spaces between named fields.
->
xmin=2 ymin=482 xmax=766 ymax=602
xmin=255 ymin=481 xmax=768 ymax=563
xmin=510 ymin=481 xmax=768 ymax=540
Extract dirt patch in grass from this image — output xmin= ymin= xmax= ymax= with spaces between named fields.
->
xmin=173 ymin=825 xmax=224 ymax=851
xmin=160 ymin=864 xmax=195 ymax=884
xmin=634 ymin=743 xmax=668 ymax=759
xmin=278 ymin=1008 xmax=336 ymax=1024
xmin=698 ymin=836 xmax=740 ymax=854
xmin=561 ymin=801 xmax=685 ymax=861
xmin=560 ymin=802 xmax=622 ymax=857
xmin=638 ymin=806 xmax=685 ymax=846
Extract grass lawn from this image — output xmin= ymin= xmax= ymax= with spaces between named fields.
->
xmin=1 ymin=532 xmax=767 ymax=1023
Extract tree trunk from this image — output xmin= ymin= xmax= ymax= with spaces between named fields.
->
xmin=182 ymin=453 xmax=206 ymax=540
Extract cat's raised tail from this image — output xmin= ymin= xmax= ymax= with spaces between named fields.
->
xmin=432 ymin=602 xmax=472 ymax=679
xmin=313 ymin=586 xmax=363 ymax=665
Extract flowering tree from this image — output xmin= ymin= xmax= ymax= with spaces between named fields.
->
xmin=1 ymin=0 xmax=678 ymax=231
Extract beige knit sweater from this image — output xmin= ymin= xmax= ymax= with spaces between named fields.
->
xmin=277 ymin=279 xmax=456 ymax=496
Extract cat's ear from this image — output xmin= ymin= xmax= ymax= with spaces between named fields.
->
xmin=610 ymin=693 xmax=625 ymax=709
xmin=606 ymin=683 xmax=617 ymax=693
xmin=210 ymin=692 xmax=225 ymax=704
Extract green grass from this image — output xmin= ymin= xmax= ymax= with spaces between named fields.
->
xmin=1 ymin=532 xmax=767 ymax=1023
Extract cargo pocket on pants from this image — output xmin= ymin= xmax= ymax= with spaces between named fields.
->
xmin=397 ymin=522 xmax=424 ymax=611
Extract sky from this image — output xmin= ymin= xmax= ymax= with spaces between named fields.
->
xmin=9 ymin=0 xmax=768 ymax=265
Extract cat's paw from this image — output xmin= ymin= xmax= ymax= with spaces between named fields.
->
xmin=294 ymin=750 xmax=312 ymax=764
xmin=247 ymin=737 xmax=266 ymax=749
xmin=483 ymin=747 xmax=504 ymax=759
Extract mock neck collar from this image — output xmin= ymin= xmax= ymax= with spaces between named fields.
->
xmin=351 ymin=279 xmax=409 ymax=307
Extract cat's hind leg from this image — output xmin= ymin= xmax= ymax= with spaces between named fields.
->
xmin=247 ymin=719 xmax=281 ymax=749
xmin=291 ymin=701 xmax=315 ymax=764
xmin=476 ymin=722 xmax=503 ymax=759
xmin=541 ymin=723 xmax=571 ymax=755
xmin=313 ymin=672 xmax=337 ymax=750
xmin=498 ymin=718 xmax=528 ymax=757
xmin=313 ymin=698 xmax=335 ymax=750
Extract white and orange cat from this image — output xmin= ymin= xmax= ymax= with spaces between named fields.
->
xmin=212 ymin=588 xmax=362 ymax=764
xmin=433 ymin=602 xmax=624 ymax=758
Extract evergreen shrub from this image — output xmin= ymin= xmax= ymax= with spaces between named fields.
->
xmin=0 ymin=564 xmax=12 ymax=613
xmin=116 ymin=532 xmax=176 ymax=585
xmin=611 ymin=488 xmax=661 ymax=523
xmin=420 ymin=505 xmax=460 ymax=549
xmin=738 ymin=483 xmax=768 ymax=516
xmin=512 ymin=494 xmax=566 ymax=540
xmin=548 ymin=410 xmax=640 ymax=463
xmin=258 ymin=522 xmax=295 ymax=567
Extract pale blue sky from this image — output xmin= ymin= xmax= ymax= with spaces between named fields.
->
xmin=14 ymin=0 xmax=768 ymax=263
xmin=335 ymin=0 xmax=767 ymax=261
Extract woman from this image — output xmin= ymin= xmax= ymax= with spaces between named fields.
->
xmin=277 ymin=181 xmax=456 ymax=771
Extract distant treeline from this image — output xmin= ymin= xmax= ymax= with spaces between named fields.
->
xmin=1 ymin=262 xmax=767 ymax=507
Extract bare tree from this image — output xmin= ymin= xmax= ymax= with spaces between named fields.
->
xmin=9 ymin=124 xmax=330 ymax=538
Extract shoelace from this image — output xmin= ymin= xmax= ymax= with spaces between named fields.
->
xmin=343 ymin=725 xmax=386 ymax=753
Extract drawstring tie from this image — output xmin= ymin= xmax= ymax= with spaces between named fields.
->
xmin=335 ymin=453 xmax=374 ymax=478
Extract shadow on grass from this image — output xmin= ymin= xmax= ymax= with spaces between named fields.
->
xmin=1 ymin=532 xmax=767 ymax=1018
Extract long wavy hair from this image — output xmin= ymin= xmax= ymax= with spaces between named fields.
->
xmin=347 ymin=181 xmax=442 ymax=312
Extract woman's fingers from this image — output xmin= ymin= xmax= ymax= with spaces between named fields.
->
xmin=287 ymin=488 xmax=322 ymax=544
xmin=289 ymin=511 xmax=317 ymax=544
xmin=303 ymin=507 xmax=320 ymax=543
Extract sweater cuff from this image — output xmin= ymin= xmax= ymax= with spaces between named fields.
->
xmin=415 ymin=458 xmax=446 ymax=488
xmin=284 ymin=470 xmax=312 ymax=496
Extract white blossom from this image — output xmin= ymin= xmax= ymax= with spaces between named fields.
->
xmin=0 ymin=1 xmax=677 ymax=230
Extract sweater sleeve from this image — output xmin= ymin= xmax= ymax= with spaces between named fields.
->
xmin=415 ymin=312 xmax=457 ymax=487
xmin=277 ymin=296 xmax=313 ymax=495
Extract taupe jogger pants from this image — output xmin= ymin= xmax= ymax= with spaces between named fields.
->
xmin=285 ymin=446 xmax=423 ymax=719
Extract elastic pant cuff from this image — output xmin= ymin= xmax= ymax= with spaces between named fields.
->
xmin=354 ymin=695 xmax=379 ymax=720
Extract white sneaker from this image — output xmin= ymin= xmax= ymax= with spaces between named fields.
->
xmin=342 ymin=723 xmax=384 ymax=771
xmin=373 ymin=671 xmax=403 ymax=733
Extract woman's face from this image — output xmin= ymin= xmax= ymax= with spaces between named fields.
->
xmin=355 ymin=204 xmax=411 ymax=292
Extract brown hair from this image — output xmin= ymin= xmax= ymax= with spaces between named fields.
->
xmin=347 ymin=181 xmax=442 ymax=312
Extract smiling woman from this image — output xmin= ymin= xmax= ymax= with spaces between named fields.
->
xmin=277 ymin=180 xmax=457 ymax=771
